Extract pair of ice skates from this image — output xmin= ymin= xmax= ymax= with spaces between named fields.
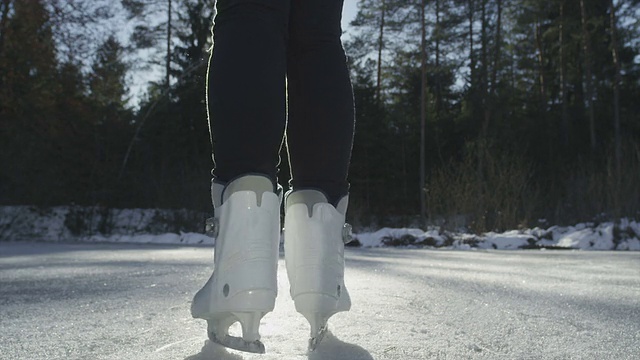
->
xmin=191 ymin=175 xmax=352 ymax=353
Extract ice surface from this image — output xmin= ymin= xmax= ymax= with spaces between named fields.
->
xmin=1 ymin=243 xmax=639 ymax=359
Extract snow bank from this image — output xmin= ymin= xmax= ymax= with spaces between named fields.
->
xmin=1 ymin=206 xmax=638 ymax=250
xmin=354 ymin=227 xmax=445 ymax=248
xmin=353 ymin=222 xmax=640 ymax=250
xmin=0 ymin=206 xmax=210 ymax=246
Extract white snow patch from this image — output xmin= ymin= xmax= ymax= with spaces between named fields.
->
xmin=555 ymin=224 xmax=615 ymax=250
xmin=484 ymin=231 xmax=535 ymax=250
xmin=1 ymin=206 xmax=638 ymax=251
xmin=623 ymin=238 xmax=640 ymax=251
xmin=629 ymin=221 xmax=640 ymax=238
xmin=353 ymin=227 xmax=444 ymax=248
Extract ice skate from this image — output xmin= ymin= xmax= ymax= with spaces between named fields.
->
xmin=284 ymin=190 xmax=352 ymax=351
xmin=191 ymin=175 xmax=281 ymax=354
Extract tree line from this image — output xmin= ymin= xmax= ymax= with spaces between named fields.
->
xmin=346 ymin=0 xmax=640 ymax=230
xmin=0 ymin=0 xmax=214 ymax=212
xmin=1 ymin=0 xmax=639 ymax=232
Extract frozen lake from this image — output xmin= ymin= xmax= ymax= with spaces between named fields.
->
xmin=1 ymin=242 xmax=639 ymax=359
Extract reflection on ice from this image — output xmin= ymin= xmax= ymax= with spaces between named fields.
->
xmin=184 ymin=340 xmax=244 ymax=360
xmin=308 ymin=330 xmax=374 ymax=360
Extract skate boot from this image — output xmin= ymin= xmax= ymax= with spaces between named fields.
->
xmin=191 ymin=175 xmax=281 ymax=354
xmin=284 ymin=190 xmax=352 ymax=351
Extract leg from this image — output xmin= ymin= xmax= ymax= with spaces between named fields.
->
xmin=284 ymin=1 xmax=355 ymax=350
xmin=285 ymin=0 xmax=355 ymax=205
xmin=194 ymin=1 xmax=289 ymax=353
xmin=208 ymin=0 xmax=290 ymax=185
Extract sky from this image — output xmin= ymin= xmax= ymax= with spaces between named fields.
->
xmin=342 ymin=0 xmax=359 ymax=35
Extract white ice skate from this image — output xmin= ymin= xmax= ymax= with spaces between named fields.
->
xmin=191 ymin=175 xmax=281 ymax=354
xmin=284 ymin=190 xmax=352 ymax=351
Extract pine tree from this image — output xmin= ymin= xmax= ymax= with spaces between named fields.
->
xmin=90 ymin=36 xmax=129 ymax=114
xmin=46 ymin=0 xmax=115 ymax=66
xmin=86 ymin=36 xmax=133 ymax=204
xmin=119 ymin=0 xmax=214 ymax=209
xmin=0 ymin=0 xmax=60 ymax=204
xmin=122 ymin=0 xmax=175 ymax=88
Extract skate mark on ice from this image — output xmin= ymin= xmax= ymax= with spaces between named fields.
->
xmin=155 ymin=337 xmax=199 ymax=352
xmin=307 ymin=331 xmax=373 ymax=360
xmin=184 ymin=340 xmax=244 ymax=360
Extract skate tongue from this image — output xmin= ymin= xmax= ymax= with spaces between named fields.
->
xmin=222 ymin=175 xmax=275 ymax=206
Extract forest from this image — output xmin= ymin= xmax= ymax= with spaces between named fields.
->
xmin=1 ymin=0 xmax=639 ymax=233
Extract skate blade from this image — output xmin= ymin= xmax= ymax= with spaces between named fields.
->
xmin=307 ymin=323 xmax=329 ymax=352
xmin=206 ymin=311 xmax=267 ymax=354
xmin=209 ymin=332 xmax=266 ymax=354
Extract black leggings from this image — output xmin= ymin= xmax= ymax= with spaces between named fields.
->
xmin=208 ymin=0 xmax=355 ymax=205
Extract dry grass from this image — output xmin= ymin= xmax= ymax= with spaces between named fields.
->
xmin=426 ymin=140 xmax=538 ymax=233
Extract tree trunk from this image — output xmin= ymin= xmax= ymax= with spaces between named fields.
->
xmin=376 ymin=0 xmax=385 ymax=103
xmin=435 ymin=0 xmax=441 ymax=116
xmin=559 ymin=1 xmax=569 ymax=148
xmin=419 ymin=0 xmax=427 ymax=221
xmin=580 ymin=0 xmax=597 ymax=152
xmin=364 ymin=147 xmax=371 ymax=210
xmin=490 ymin=0 xmax=502 ymax=96
xmin=468 ymin=0 xmax=475 ymax=86
xmin=166 ymin=0 xmax=172 ymax=89
xmin=534 ymin=16 xmax=547 ymax=106
xmin=480 ymin=0 xmax=488 ymax=101
xmin=483 ymin=0 xmax=502 ymax=136
xmin=477 ymin=0 xmax=489 ymax=218
xmin=609 ymin=0 xmax=621 ymax=178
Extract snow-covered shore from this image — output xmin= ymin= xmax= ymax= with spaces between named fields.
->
xmin=1 ymin=206 xmax=638 ymax=250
